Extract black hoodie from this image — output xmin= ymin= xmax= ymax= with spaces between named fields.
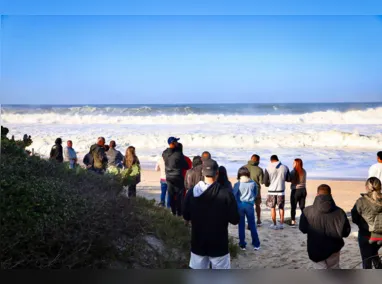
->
xmin=50 ymin=138 xmax=63 ymax=163
xmin=183 ymin=181 xmax=240 ymax=257
xmin=162 ymin=147 xmax=188 ymax=182
xmin=299 ymin=194 xmax=351 ymax=262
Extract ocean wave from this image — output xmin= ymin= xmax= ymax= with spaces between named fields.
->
xmin=2 ymin=107 xmax=382 ymax=125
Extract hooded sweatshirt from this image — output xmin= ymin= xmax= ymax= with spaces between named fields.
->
xmin=50 ymin=139 xmax=63 ymax=163
xmin=264 ymin=161 xmax=290 ymax=196
xmin=162 ymin=147 xmax=188 ymax=182
xmin=90 ymin=144 xmax=108 ymax=170
xmin=233 ymin=176 xmax=258 ymax=205
xmin=183 ymin=181 xmax=240 ymax=257
xmin=299 ymin=194 xmax=351 ymax=262
xmin=245 ymin=161 xmax=264 ymax=190
xmin=351 ymin=193 xmax=382 ymax=240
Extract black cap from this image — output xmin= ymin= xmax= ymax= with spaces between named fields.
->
xmin=202 ymin=159 xmax=219 ymax=177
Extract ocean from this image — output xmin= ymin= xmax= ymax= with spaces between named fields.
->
xmin=2 ymin=103 xmax=382 ymax=180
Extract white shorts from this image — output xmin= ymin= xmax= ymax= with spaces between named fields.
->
xmin=189 ymin=252 xmax=231 ymax=269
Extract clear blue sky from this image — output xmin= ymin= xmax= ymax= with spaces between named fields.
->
xmin=1 ymin=15 xmax=382 ymax=104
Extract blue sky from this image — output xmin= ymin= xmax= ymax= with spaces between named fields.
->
xmin=1 ymin=15 xmax=382 ymax=104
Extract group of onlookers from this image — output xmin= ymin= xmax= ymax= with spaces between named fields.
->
xmin=50 ymin=136 xmax=382 ymax=270
xmin=49 ymin=137 xmax=141 ymax=197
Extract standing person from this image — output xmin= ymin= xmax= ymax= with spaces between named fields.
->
xmin=106 ymin=140 xmax=124 ymax=169
xmin=185 ymin=156 xmax=204 ymax=192
xmin=264 ymin=155 xmax=290 ymax=230
xmin=245 ymin=154 xmax=264 ymax=227
xmin=64 ymin=140 xmax=78 ymax=169
xmin=50 ymin=138 xmax=63 ymax=163
xmin=299 ymin=184 xmax=351 ymax=269
xmin=89 ymin=137 xmax=108 ymax=174
xmin=217 ymin=166 xmax=232 ymax=191
xmin=351 ymin=177 xmax=382 ymax=269
xmin=83 ymin=151 xmax=94 ymax=170
xmin=162 ymin=137 xmax=188 ymax=216
xmin=201 ymin=151 xmax=211 ymax=161
xmin=183 ymin=159 xmax=240 ymax=269
xmin=290 ymin=158 xmax=307 ymax=227
xmin=122 ymin=146 xmax=141 ymax=198
xmin=233 ymin=167 xmax=261 ymax=251
xmin=369 ymin=151 xmax=382 ymax=181
xmin=178 ymin=143 xmax=192 ymax=179
xmin=155 ymin=156 xmax=171 ymax=208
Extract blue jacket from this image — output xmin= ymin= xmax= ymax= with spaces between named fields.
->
xmin=233 ymin=178 xmax=258 ymax=205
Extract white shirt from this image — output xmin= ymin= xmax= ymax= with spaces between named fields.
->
xmin=368 ymin=163 xmax=382 ymax=181
xmin=155 ymin=157 xmax=166 ymax=181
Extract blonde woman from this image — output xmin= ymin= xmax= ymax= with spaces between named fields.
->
xmin=121 ymin=146 xmax=141 ymax=198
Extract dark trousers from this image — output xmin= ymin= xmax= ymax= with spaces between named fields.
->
xmin=167 ymin=178 xmax=184 ymax=216
xmin=358 ymin=235 xmax=382 ymax=269
xmin=127 ymin=184 xmax=137 ymax=198
xmin=290 ymin=188 xmax=307 ymax=221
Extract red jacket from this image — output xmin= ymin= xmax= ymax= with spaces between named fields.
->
xmin=183 ymin=156 xmax=192 ymax=178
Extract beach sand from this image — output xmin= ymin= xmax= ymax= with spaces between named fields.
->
xmin=137 ymin=169 xmax=368 ymax=269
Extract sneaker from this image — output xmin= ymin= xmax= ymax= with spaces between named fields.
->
xmin=269 ymin=224 xmax=279 ymax=230
xmin=257 ymin=221 xmax=263 ymax=227
xmin=254 ymin=247 xmax=261 ymax=251
xmin=240 ymin=246 xmax=246 ymax=251
xmin=278 ymin=223 xmax=285 ymax=230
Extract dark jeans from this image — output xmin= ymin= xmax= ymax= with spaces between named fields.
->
xmin=160 ymin=180 xmax=171 ymax=208
xmin=167 ymin=179 xmax=184 ymax=216
xmin=127 ymin=184 xmax=137 ymax=198
xmin=238 ymin=202 xmax=260 ymax=248
xmin=290 ymin=188 xmax=307 ymax=221
xmin=358 ymin=235 xmax=382 ymax=269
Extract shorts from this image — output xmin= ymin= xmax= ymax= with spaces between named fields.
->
xmin=189 ymin=252 xmax=230 ymax=269
xmin=266 ymin=195 xmax=285 ymax=209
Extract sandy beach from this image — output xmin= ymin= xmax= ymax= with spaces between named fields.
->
xmin=137 ymin=169 xmax=368 ymax=269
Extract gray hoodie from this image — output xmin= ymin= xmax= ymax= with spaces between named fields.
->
xmin=264 ymin=161 xmax=290 ymax=196
xmin=232 ymin=176 xmax=257 ymax=204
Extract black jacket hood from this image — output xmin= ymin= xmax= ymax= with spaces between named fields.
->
xmin=313 ymin=194 xmax=337 ymax=214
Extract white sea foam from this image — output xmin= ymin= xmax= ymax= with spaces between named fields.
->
xmin=2 ymin=107 xmax=382 ymax=125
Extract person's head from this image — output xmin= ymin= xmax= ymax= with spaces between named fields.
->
xmin=237 ymin=166 xmax=251 ymax=180
xmin=217 ymin=166 xmax=229 ymax=185
xmin=377 ymin=151 xmax=382 ymax=163
xmin=251 ymin=154 xmax=260 ymax=163
xmin=192 ymin=156 xmax=203 ymax=167
xmin=317 ymin=184 xmax=331 ymax=196
xmin=97 ymin=137 xmax=106 ymax=146
xmin=270 ymin=155 xmax=279 ymax=162
xmin=365 ymin=177 xmax=382 ymax=201
xmin=109 ymin=140 xmax=116 ymax=149
xmin=202 ymin=159 xmax=219 ymax=182
xmin=168 ymin=137 xmax=180 ymax=149
xmin=67 ymin=140 xmax=73 ymax=148
xmin=125 ymin=146 xmax=137 ymax=168
xmin=55 ymin=138 xmax=62 ymax=145
xmin=201 ymin=151 xmax=211 ymax=161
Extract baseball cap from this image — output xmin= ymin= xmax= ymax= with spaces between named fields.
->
xmin=202 ymin=159 xmax=219 ymax=177
xmin=168 ymin=137 xmax=180 ymax=145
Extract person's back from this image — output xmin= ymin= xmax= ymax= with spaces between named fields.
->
xmin=107 ymin=147 xmax=124 ymax=168
xmin=246 ymin=160 xmax=264 ymax=189
xmin=90 ymin=142 xmax=108 ymax=171
xmin=300 ymin=184 xmax=350 ymax=268
xmin=233 ymin=178 xmax=257 ymax=205
xmin=183 ymin=159 xmax=239 ymax=269
xmin=217 ymin=166 xmax=232 ymax=191
xmin=368 ymin=151 xmax=382 ymax=181
xmin=185 ymin=156 xmax=203 ymax=191
xmin=162 ymin=147 xmax=188 ymax=180
xmin=50 ymin=138 xmax=63 ymax=163
xmin=264 ymin=160 xmax=289 ymax=194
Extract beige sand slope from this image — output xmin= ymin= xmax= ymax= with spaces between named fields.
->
xmin=138 ymin=169 xmax=372 ymax=269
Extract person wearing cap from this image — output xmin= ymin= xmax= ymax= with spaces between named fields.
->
xmin=162 ymin=137 xmax=189 ymax=216
xmin=183 ymin=159 xmax=240 ymax=269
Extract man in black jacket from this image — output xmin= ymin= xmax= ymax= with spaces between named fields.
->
xmin=162 ymin=137 xmax=188 ymax=216
xmin=299 ymin=184 xmax=351 ymax=269
xmin=183 ymin=159 xmax=240 ymax=269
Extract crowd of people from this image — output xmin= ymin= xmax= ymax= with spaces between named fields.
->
xmin=49 ymin=136 xmax=382 ymax=270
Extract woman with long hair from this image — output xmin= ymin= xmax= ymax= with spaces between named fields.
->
xmin=121 ymin=146 xmax=141 ymax=198
xmin=289 ymin=158 xmax=307 ymax=227
xmin=217 ymin=166 xmax=232 ymax=190
xmin=351 ymin=177 xmax=382 ymax=269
